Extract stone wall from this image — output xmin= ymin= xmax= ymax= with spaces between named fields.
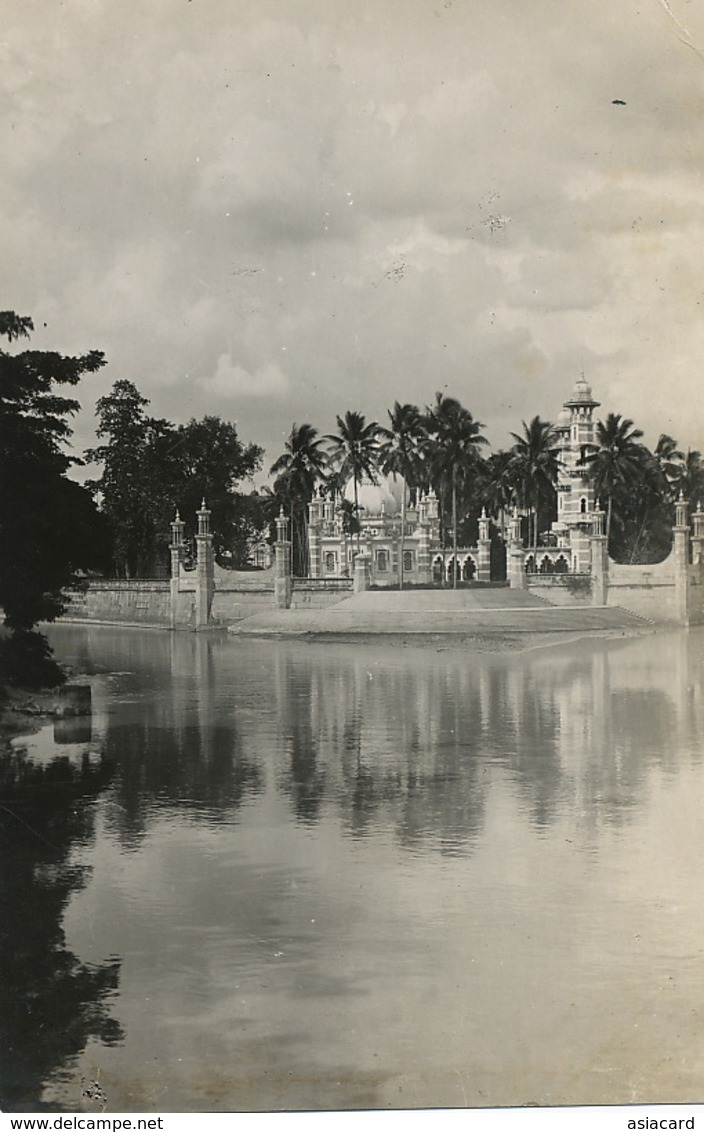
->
xmin=606 ymin=556 xmax=678 ymax=622
xmin=290 ymin=579 xmax=354 ymax=609
xmin=63 ymin=580 xmax=174 ymax=627
xmin=526 ymin=574 xmax=593 ymax=606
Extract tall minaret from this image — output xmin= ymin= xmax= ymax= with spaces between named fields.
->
xmin=552 ymin=375 xmax=600 ymax=571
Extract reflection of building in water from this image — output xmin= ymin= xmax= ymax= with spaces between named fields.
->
xmin=270 ymin=631 xmax=704 ymax=851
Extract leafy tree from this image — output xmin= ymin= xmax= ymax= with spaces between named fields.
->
xmin=0 ymin=312 xmax=108 ymax=686
xmin=425 ymin=394 xmax=487 ymax=588
xmin=326 ymin=411 xmax=384 ymax=546
xmin=509 ymin=416 xmax=560 ymax=549
xmin=379 ymin=402 xmax=427 ymax=588
xmin=86 ymin=380 xmax=171 ymax=577
xmin=168 ymin=416 xmax=264 ymax=566
xmin=270 ymin=423 xmax=328 ymax=576
xmin=88 ymin=384 xmax=263 ymax=574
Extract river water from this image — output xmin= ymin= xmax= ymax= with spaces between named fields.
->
xmin=2 ymin=624 xmax=704 ymax=1112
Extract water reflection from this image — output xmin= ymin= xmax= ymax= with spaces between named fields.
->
xmin=0 ymin=733 xmax=122 ymax=1111
xmin=17 ymin=623 xmax=704 ymax=1111
xmin=267 ymin=631 xmax=703 ymax=850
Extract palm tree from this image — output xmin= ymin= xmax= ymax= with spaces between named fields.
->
xmin=425 ymin=393 xmax=487 ymax=588
xmin=509 ymin=417 xmax=560 ymax=550
xmin=654 ymin=434 xmax=684 ymax=500
xmin=270 ymin=423 xmax=328 ymax=575
xmin=379 ymin=402 xmax=427 ymax=589
xmin=479 ymin=449 xmax=518 ymax=537
xmin=580 ymin=413 xmax=646 ymax=547
xmin=325 ymin=411 xmax=383 ymax=546
xmin=671 ymin=448 xmax=704 ymax=508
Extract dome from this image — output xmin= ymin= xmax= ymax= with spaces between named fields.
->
xmin=565 ymin=375 xmax=599 ymax=407
xmin=556 ymin=407 xmax=571 ymax=429
xmin=343 ymin=473 xmax=408 ymax=517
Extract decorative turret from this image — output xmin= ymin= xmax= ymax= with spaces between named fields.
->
xmin=675 ymin=490 xmax=689 ymax=530
xmin=170 ymin=510 xmax=185 ymax=549
xmin=197 ymin=498 xmax=211 ymax=538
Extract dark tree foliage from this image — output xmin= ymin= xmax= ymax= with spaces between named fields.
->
xmin=0 ymin=742 xmax=122 ymax=1110
xmin=0 ymin=312 xmax=109 ymax=686
xmin=87 ymin=381 xmax=264 ymax=575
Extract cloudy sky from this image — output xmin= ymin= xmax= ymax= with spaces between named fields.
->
xmin=4 ymin=0 xmax=704 ymax=482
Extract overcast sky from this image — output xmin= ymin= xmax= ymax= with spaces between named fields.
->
xmin=4 ymin=0 xmax=704 ymax=483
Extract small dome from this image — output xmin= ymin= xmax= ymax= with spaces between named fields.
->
xmin=343 ymin=474 xmax=407 ymax=517
xmin=564 ymin=374 xmax=599 ymax=409
xmin=556 ymin=407 xmax=571 ymax=429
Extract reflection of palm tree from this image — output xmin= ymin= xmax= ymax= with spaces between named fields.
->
xmin=270 ymin=423 xmax=328 ymax=576
xmin=580 ymin=413 xmax=646 ymax=547
xmin=509 ymin=416 xmax=559 ymax=549
xmin=325 ymin=411 xmax=383 ymax=548
xmin=425 ymin=394 xmax=487 ymax=588
xmin=380 ymin=402 xmax=427 ymax=589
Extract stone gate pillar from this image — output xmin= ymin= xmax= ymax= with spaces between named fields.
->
xmin=353 ymin=551 xmax=372 ymax=593
xmin=195 ymin=499 xmax=215 ymax=630
xmin=477 ymin=508 xmax=491 ymax=583
xmin=507 ymin=508 xmax=526 ymax=590
xmin=274 ymin=510 xmax=292 ymax=609
xmin=589 ymin=508 xmax=608 ymax=606
xmin=169 ymin=511 xmax=185 ymax=629
xmin=673 ymin=492 xmax=690 ymax=625
xmin=692 ymin=502 xmax=704 ymax=565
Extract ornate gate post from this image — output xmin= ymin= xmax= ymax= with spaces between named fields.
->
xmin=589 ymin=507 xmax=608 ymax=606
xmin=673 ymin=492 xmax=690 ymax=625
xmin=195 ymin=499 xmax=215 ymax=630
xmin=274 ymin=510 xmax=292 ymax=609
xmin=507 ymin=508 xmax=526 ymax=590
xmin=169 ymin=511 xmax=185 ymax=629
xmin=477 ymin=508 xmax=492 ymax=583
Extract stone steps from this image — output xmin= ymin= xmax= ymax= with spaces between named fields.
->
xmin=231 ymin=601 xmax=649 ymax=637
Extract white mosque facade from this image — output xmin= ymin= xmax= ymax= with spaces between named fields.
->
xmin=306 ymin=376 xmax=602 ymax=586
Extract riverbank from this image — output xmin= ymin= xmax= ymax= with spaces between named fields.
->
xmin=227 ymin=592 xmax=653 ymax=641
xmin=0 ymin=684 xmax=63 ymax=749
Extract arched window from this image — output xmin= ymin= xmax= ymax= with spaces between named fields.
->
xmin=580 ymin=497 xmax=587 ymax=514
xmin=554 ymin=555 xmax=569 ymax=574
xmin=403 ymin=550 xmax=414 ymax=573
xmin=447 ymin=557 xmax=461 ymax=583
xmin=325 ymin=552 xmax=336 ymax=574
xmin=539 ymin=556 xmax=554 ymax=574
xmin=432 ymin=557 xmax=443 ymax=583
xmin=462 ymin=558 xmax=476 ymax=581
xmin=377 ymin=550 xmax=388 ymax=572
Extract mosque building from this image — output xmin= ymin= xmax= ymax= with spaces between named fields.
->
xmin=306 ymin=376 xmax=601 ymax=585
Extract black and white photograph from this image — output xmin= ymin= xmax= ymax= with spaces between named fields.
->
xmin=2 ymin=1 xmax=704 ymax=1122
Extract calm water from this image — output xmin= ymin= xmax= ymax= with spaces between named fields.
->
xmin=2 ymin=625 xmax=704 ymax=1112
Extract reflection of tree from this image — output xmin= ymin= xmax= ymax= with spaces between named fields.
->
xmin=273 ymin=655 xmax=328 ymax=824
xmin=104 ymin=721 xmax=264 ymax=845
xmin=0 ymin=748 xmax=122 ymax=1112
xmin=270 ymin=631 xmax=704 ymax=853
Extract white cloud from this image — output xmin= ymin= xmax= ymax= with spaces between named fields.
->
xmin=199 ymin=355 xmax=290 ymax=399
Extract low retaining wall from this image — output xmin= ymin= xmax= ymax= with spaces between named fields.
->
xmin=606 ymin=557 xmax=677 ymax=622
xmin=63 ymin=581 xmax=173 ymax=627
xmin=526 ymin=574 xmax=593 ymax=606
xmin=291 ymin=579 xmax=353 ymax=609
